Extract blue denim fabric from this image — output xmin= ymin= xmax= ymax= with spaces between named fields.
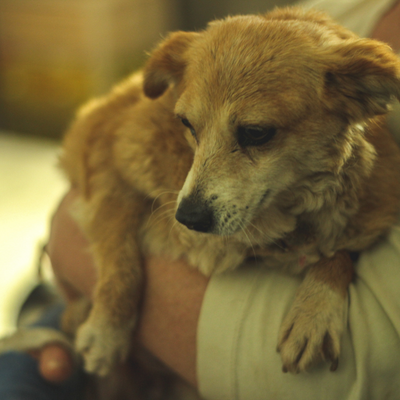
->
xmin=0 ymin=304 xmax=86 ymax=400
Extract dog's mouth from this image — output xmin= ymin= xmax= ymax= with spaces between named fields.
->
xmin=175 ymin=188 xmax=273 ymax=235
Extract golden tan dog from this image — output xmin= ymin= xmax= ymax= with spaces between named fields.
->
xmin=58 ymin=6 xmax=400 ymax=375
xmin=2 ymin=7 xmax=399 ymax=382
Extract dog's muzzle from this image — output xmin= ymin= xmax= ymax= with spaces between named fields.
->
xmin=175 ymin=196 xmax=214 ymax=233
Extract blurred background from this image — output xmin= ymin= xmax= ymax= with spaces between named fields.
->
xmin=0 ymin=0 xmax=298 ymax=336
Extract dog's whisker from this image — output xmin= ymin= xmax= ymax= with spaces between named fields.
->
xmin=146 ymin=202 xmax=176 ymax=225
xmin=247 ymin=221 xmax=264 ymax=236
xmin=246 ymin=221 xmax=288 ymax=251
xmin=238 ymin=221 xmax=257 ymax=259
xmin=146 ymin=209 xmax=176 ymax=230
xmin=150 ymin=200 xmax=177 ymax=215
xmin=150 ymin=192 xmax=178 ymax=213
xmin=147 ymin=212 xmax=175 ymax=230
xmin=219 ymin=232 xmax=228 ymax=247
xmin=271 ymin=240 xmax=287 ymax=251
xmin=145 ymin=189 xmax=180 ymax=201
xmin=168 ymin=218 xmax=180 ymax=240
xmin=241 ymin=221 xmax=257 ymax=242
xmin=144 ymin=189 xmax=178 ymax=208
xmin=146 ymin=200 xmax=177 ymax=224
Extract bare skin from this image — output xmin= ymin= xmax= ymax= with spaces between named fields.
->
xmin=36 ymin=2 xmax=400 ymax=388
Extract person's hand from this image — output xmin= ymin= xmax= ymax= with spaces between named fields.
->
xmin=29 ymin=344 xmax=76 ymax=383
xmin=39 ymin=189 xmax=208 ymax=387
xmin=31 ymin=188 xmax=95 ymax=383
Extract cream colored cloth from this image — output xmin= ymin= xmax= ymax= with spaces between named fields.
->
xmin=197 ymin=1 xmax=400 ymax=398
xmin=299 ymin=0 xmax=398 ymax=38
xmin=198 ymin=221 xmax=400 ymax=399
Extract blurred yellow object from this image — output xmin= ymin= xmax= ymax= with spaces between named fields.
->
xmin=0 ymin=0 xmax=180 ymax=138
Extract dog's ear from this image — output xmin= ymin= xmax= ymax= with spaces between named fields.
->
xmin=323 ymin=39 xmax=400 ymax=122
xmin=143 ymin=31 xmax=199 ymax=99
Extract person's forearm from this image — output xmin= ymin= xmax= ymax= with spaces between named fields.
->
xmin=47 ymin=189 xmax=97 ymax=301
xmin=136 ymin=256 xmax=209 ymax=388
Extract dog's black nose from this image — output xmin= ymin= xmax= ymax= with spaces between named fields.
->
xmin=175 ymin=197 xmax=213 ymax=233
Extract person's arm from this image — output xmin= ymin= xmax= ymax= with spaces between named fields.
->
xmin=43 ymin=188 xmax=208 ymax=387
xmin=136 ymin=255 xmax=208 ymax=387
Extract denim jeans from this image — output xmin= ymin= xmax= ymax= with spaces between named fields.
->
xmin=0 ymin=304 xmax=86 ymax=400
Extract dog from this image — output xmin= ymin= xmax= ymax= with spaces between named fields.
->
xmin=2 ymin=6 xmax=400 ymax=384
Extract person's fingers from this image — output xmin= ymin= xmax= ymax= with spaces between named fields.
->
xmin=38 ymin=344 xmax=75 ymax=383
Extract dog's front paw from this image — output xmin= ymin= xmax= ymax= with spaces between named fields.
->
xmin=76 ymin=315 xmax=133 ymax=376
xmin=277 ymin=286 xmax=346 ymax=374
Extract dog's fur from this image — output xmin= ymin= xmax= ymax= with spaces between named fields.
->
xmin=8 ymin=7 xmax=400 ymax=381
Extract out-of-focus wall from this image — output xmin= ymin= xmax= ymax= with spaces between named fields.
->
xmin=181 ymin=0 xmax=297 ymax=30
xmin=0 ymin=0 xmax=181 ymax=138
xmin=0 ymin=0 xmax=297 ymax=138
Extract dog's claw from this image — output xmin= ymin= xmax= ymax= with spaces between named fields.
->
xmin=330 ymin=359 xmax=339 ymax=372
xmin=76 ymin=316 xmax=133 ymax=376
xmin=277 ymin=285 xmax=345 ymax=374
xmin=322 ymin=331 xmax=340 ymax=372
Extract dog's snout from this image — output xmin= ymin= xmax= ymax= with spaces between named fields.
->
xmin=175 ymin=197 xmax=214 ymax=233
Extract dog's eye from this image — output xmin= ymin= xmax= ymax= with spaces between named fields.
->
xmin=237 ymin=126 xmax=277 ymax=147
xmin=180 ymin=117 xmax=197 ymax=139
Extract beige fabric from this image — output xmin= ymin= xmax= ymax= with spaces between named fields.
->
xmin=199 ymin=220 xmax=400 ymax=399
xmin=197 ymin=2 xmax=400 ymax=398
xmin=299 ymin=0 xmax=398 ymax=38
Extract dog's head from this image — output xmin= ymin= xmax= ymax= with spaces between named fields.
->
xmin=143 ymin=7 xmax=400 ymax=237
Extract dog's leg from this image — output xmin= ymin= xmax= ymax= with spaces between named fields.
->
xmin=277 ymin=251 xmax=353 ymax=374
xmin=74 ymin=194 xmax=144 ymax=376
xmin=61 ymin=296 xmax=92 ymax=338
